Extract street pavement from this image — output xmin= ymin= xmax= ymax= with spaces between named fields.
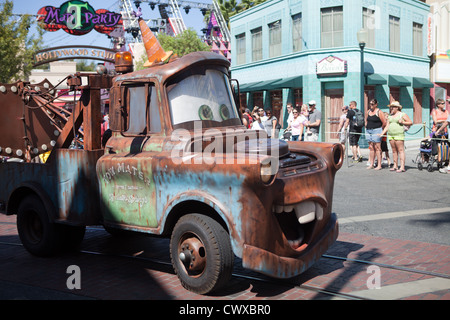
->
xmin=333 ymin=138 xmax=450 ymax=246
xmin=0 ymin=138 xmax=448 ymax=301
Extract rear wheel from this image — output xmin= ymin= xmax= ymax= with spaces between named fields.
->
xmin=170 ymin=214 xmax=233 ymax=295
xmin=17 ymin=195 xmax=62 ymax=256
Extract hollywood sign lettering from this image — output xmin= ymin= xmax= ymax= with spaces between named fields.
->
xmin=33 ymin=46 xmax=116 ymax=67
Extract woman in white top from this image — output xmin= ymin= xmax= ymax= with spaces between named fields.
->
xmin=286 ymin=108 xmax=304 ymax=141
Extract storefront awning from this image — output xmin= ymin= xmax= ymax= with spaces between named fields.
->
xmin=366 ymin=74 xmax=387 ymax=85
xmin=240 ymin=81 xmax=263 ymax=92
xmin=412 ymin=77 xmax=434 ymax=88
xmin=272 ymin=76 xmax=303 ymax=89
xmin=239 ymin=77 xmax=302 ymax=92
xmin=389 ymin=75 xmax=411 ymax=87
xmin=246 ymin=79 xmax=281 ymax=91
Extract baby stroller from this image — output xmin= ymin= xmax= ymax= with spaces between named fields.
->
xmin=281 ymin=128 xmax=292 ymax=141
xmin=414 ymin=132 xmax=449 ymax=172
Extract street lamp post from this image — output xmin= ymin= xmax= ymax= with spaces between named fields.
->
xmin=357 ymin=28 xmax=368 ymax=111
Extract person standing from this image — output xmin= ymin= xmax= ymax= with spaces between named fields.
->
xmin=365 ymin=99 xmax=386 ymax=170
xmin=286 ymin=103 xmax=294 ymax=128
xmin=432 ymin=99 xmax=449 ymax=134
xmin=286 ymin=108 xmax=304 ymax=141
xmin=304 ymin=100 xmax=321 ymax=142
xmin=241 ymin=108 xmax=253 ymax=129
xmin=380 ymin=101 xmax=412 ymax=173
xmin=262 ymin=109 xmax=277 ymax=138
xmin=251 ymin=109 xmax=265 ymax=130
xmin=337 ymin=106 xmax=349 ymax=154
xmin=435 ymin=98 xmax=450 ymax=174
xmin=344 ymin=101 xmax=363 ymax=162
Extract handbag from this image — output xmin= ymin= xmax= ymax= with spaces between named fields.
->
xmin=401 ymin=112 xmax=410 ymax=132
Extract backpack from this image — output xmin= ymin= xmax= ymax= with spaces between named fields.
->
xmin=243 ymin=113 xmax=253 ymax=129
xmin=353 ymin=109 xmax=365 ymax=128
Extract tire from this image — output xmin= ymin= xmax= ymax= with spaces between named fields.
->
xmin=17 ymin=194 xmax=62 ymax=256
xmin=170 ymin=214 xmax=233 ymax=295
xmin=427 ymin=164 xmax=434 ymax=172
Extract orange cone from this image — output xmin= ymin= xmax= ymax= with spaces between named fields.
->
xmin=139 ymin=18 xmax=173 ymax=67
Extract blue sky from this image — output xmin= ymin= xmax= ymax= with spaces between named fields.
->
xmin=9 ymin=0 xmax=210 ymax=48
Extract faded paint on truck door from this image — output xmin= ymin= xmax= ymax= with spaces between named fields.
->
xmin=97 ymin=83 xmax=163 ymax=229
xmin=98 ymin=152 xmax=158 ymax=228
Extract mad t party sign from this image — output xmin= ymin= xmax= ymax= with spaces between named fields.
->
xmin=38 ymin=0 xmax=122 ymax=36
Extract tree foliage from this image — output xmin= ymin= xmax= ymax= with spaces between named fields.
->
xmin=158 ymin=28 xmax=211 ymax=57
xmin=214 ymin=0 xmax=267 ymax=28
xmin=0 ymin=1 xmax=43 ymax=83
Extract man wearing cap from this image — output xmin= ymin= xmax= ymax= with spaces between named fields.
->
xmin=305 ymin=100 xmax=321 ymax=142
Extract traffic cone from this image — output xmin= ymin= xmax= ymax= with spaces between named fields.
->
xmin=138 ymin=18 xmax=172 ymax=67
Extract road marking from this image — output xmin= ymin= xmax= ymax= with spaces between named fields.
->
xmin=347 ymin=277 xmax=450 ymax=300
xmin=338 ymin=207 xmax=450 ymax=224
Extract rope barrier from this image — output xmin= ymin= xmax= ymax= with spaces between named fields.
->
xmin=324 ymin=127 xmax=449 ymax=142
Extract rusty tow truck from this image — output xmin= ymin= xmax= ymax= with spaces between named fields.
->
xmin=0 ymin=51 xmax=343 ymax=294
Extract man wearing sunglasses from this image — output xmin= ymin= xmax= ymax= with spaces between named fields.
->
xmin=304 ymin=100 xmax=321 ymax=142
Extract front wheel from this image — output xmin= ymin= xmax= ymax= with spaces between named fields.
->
xmin=170 ymin=214 xmax=233 ymax=295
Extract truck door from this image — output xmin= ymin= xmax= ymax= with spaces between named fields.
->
xmin=98 ymin=82 xmax=163 ymax=230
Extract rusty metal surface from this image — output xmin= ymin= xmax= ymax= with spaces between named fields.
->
xmin=0 ymin=51 xmax=344 ymax=280
xmin=0 ymin=149 xmax=103 ymax=225
xmin=0 ymin=79 xmax=64 ymax=161
xmin=0 ymin=74 xmax=111 ymax=162
xmin=98 ymin=130 xmax=343 ymax=279
xmin=95 ymin=51 xmax=345 ymax=278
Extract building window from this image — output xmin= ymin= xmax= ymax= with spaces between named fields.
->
xmin=362 ymin=7 xmax=376 ymax=48
xmin=292 ymin=13 xmax=302 ymax=52
xmin=413 ymin=22 xmax=423 ymax=56
xmin=269 ymin=20 xmax=282 ymax=58
xmin=321 ymin=6 xmax=343 ymax=48
xmin=389 ymin=15 xmax=400 ymax=53
xmin=270 ymin=90 xmax=283 ymax=121
xmin=251 ymin=27 xmax=262 ymax=62
xmin=253 ymin=92 xmax=263 ymax=110
xmin=293 ymin=88 xmax=303 ymax=108
xmin=236 ymin=33 xmax=246 ymax=65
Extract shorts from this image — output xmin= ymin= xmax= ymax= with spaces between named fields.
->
xmin=366 ymin=127 xmax=383 ymax=143
xmin=339 ymin=130 xmax=348 ymax=144
xmin=349 ymin=129 xmax=362 ymax=146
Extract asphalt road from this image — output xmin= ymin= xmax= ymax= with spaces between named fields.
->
xmin=332 ymin=139 xmax=450 ymax=246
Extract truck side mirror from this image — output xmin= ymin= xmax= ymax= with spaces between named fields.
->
xmin=230 ymin=79 xmax=240 ymax=110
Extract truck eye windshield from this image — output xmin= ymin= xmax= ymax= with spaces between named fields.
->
xmin=168 ymin=69 xmax=239 ymax=129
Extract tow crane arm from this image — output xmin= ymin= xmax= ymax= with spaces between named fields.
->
xmin=0 ymin=73 xmax=111 ymax=163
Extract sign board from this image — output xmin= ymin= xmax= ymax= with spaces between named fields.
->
xmin=427 ymin=14 xmax=435 ymax=56
xmin=316 ymin=55 xmax=347 ymax=76
xmin=37 ymin=0 xmax=122 ymax=36
xmin=34 ymin=45 xmax=116 ymax=67
xmin=436 ymin=52 xmax=450 ymax=83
